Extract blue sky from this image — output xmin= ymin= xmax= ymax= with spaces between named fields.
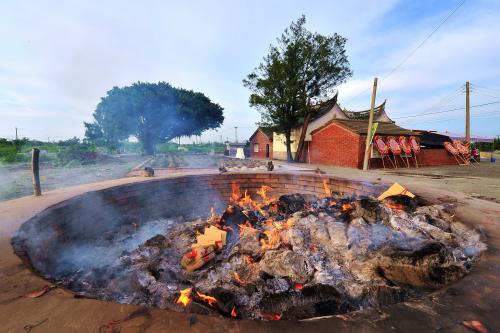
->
xmin=1 ymin=0 xmax=499 ymax=142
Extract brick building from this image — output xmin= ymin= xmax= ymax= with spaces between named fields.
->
xmin=247 ymin=93 xmax=458 ymax=168
xmin=248 ymin=127 xmax=273 ymax=159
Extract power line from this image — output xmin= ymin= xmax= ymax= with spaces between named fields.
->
xmin=400 ymin=110 xmax=500 ymax=125
xmin=394 ymin=99 xmax=500 ymax=120
xmin=343 ymin=0 xmax=467 ymax=105
xmin=381 ymin=0 xmax=467 ymax=81
xmin=471 ymin=83 xmax=500 ymax=94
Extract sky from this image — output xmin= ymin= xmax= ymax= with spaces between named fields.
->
xmin=1 ymin=0 xmax=499 ymax=143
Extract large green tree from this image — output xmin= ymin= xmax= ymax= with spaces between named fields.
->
xmin=84 ymin=82 xmax=224 ymax=154
xmin=243 ymin=15 xmax=352 ymax=161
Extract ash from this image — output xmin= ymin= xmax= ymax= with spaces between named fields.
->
xmin=32 ymin=188 xmax=489 ymax=320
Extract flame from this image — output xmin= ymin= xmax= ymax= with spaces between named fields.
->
xmin=257 ymin=185 xmax=274 ymax=205
xmin=231 ymin=306 xmax=237 ymax=318
xmin=323 ymin=179 xmax=332 ymax=197
xmin=238 ymin=221 xmax=258 ymax=237
xmin=196 ymin=291 xmax=217 ymax=307
xmin=245 ymin=255 xmax=254 ymax=265
xmin=176 ymin=288 xmax=192 ymax=307
xmin=384 ymin=202 xmax=405 ymax=210
xmin=329 ymin=200 xmax=337 ymax=207
xmin=208 ymin=206 xmax=216 ymax=223
xmin=294 ymin=283 xmax=304 ymax=290
xmin=260 ymin=229 xmax=280 ymax=250
xmin=341 ymin=203 xmax=354 ymax=213
xmin=258 ymin=313 xmax=282 ymax=320
xmin=230 ymin=182 xmax=241 ymax=203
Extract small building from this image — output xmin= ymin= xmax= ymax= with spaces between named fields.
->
xmin=247 ymin=127 xmax=273 ymax=159
xmin=225 ymin=142 xmax=248 ymax=158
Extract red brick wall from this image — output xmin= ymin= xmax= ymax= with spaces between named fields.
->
xmin=248 ymin=130 xmax=272 ymax=159
xmin=419 ymin=148 xmax=459 ymax=166
xmin=309 ymin=123 xmax=362 ymax=168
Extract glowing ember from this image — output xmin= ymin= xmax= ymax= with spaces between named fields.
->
xmin=258 ymin=313 xmax=282 ymax=321
xmin=294 ymin=283 xmax=304 ymax=290
xmin=231 ymin=306 xmax=237 ymax=317
xmin=233 ymin=272 xmax=246 ymax=285
xmin=384 ymin=202 xmax=405 ymax=210
xmin=176 ymin=288 xmax=192 ymax=307
xmin=196 ymin=291 xmax=217 ymax=307
xmin=245 ymin=255 xmax=254 ymax=265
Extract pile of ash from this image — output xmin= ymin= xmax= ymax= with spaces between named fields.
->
xmin=13 ymin=183 xmax=487 ymax=320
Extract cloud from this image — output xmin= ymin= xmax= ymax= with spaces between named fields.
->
xmin=0 ymin=0 xmax=498 ymax=141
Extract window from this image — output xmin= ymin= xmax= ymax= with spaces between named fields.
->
xmin=253 ymin=143 xmax=259 ymax=152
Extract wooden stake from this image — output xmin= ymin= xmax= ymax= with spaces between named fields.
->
xmin=31 ymin=148 xmax=41 ymax=196
xmin=465 ymin=81 xmax=470 ymax=146
xmin=363 ymin=78 xmax=378 ymax=171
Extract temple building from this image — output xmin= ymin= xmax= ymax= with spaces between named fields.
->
xmin=248 ymin=93 xmax=458 ymax=168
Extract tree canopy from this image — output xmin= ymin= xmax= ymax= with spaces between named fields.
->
xmin=243 ymin=15 xmax=352 ymax=161
xmin=84 ymin=82 xmax=224 ymax=154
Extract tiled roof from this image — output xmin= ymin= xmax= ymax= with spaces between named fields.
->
xmin=342 ymin=100 xmax=387 ymax=121
xmin=311 ymin=119 xmax=420 ymax=136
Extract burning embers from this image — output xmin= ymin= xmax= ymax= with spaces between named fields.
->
xmin=13 ymin=180 xmax=487 ymax=321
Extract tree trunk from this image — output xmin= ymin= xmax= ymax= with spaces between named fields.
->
xmin=142 ymin=134 xmax=155 ymax=156
xmin=285 ymin=131 xmax=293 ymax=162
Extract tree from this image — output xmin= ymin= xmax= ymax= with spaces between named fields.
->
xmin=84 ymin=82 xmax=224 ymax=154
xmin=243 ymin=15 xmax=352 ymax=161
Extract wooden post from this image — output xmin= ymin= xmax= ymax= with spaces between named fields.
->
xmin=362 ymin=77 xmax=378 ymax=171
xmin=465 ymin=81 xmax=470 ymax=146
xmin=31 ymin=148 xmax=42 ymax=196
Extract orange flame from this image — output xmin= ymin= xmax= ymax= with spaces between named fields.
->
xmin=260 ymin=229 xmax=280 ymax=250
xmin=196 ymin=291 xmax=217 ymax=307
xmin=341 ymin=203 xmax=354 ymax=213
xmin=323 ymin=179 xmax=332 ymax=197
xmin=257 ymin=185 xmax=274 ymax=205
xmin=230 ymin=182 xmax=241 ymax=203
xmin=238 ymin=221 xmax=258 ymax=237
xmin=176 ymin=288 xmax=192 ymax=307
xmin=231 ymin=306 xmax=237 ymax=317
xmin=259 ymin=313 xmax=282 ymax=320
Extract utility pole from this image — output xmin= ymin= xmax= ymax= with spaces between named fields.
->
xmin=362 ymin=77 xmax=378 ymax=171
xmin=465 ymin=81 xmax=470 ymax=147
xmin=234 ymin=126 xmax=238 ymax=143
xmin=15 ymin=127 xmax=18 ymax=140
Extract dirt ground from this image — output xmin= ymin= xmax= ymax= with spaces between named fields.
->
xmin=0 ymin=154 xmax=147 ymax=201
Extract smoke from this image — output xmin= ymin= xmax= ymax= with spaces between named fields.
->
xmin=11 ymin=177 xmax=226 ymax=279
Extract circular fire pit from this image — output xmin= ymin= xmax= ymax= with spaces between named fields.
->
xmin=11 ymin=173 xmax=487 ymax=321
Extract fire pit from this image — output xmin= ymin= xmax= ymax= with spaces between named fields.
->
xmin=11 ymin=173 xmax=486 ymax=321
